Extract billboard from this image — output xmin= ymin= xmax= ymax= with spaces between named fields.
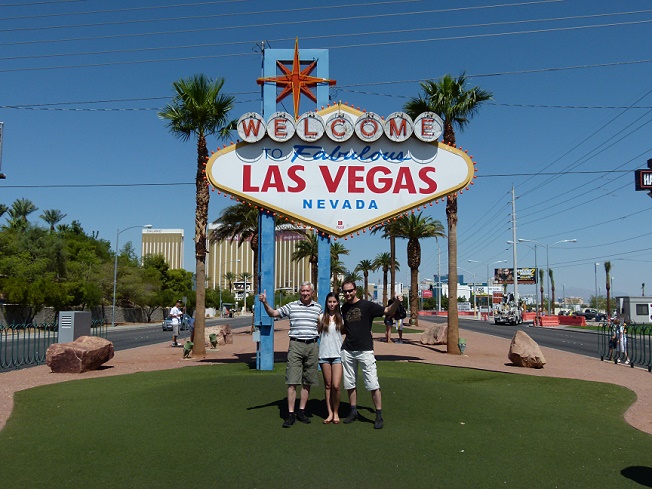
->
xmin=493 ymin=267 xmax=538 ymax=285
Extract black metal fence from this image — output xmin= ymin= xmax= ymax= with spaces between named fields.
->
xmin=0 ymin=320 xmax=107 ymax=370
xmin=598 ymin=322 xmax=652 ymax=372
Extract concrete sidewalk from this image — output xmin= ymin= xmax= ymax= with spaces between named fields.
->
xmin=1 ymin=320 xmax=650 ymax=435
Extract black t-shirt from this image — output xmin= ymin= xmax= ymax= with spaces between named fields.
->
xmin=341 ymin=299 xmax=385 ymax=351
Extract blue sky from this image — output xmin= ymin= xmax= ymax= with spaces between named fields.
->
xmin=1 ymin=0 xmax=651 ymax=301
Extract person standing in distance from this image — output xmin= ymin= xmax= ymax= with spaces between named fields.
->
xmin=169 ymin=299 xmax=183 ymax=347
xmin=259 ymin=282 xmax=322 ymax=428
xmin=340 ymin=280 xmax=401 ymax=430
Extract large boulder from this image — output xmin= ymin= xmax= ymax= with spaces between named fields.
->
xmin=46 ymin=336 xmax=114 ymax=373
xmin=205 ymin=324 xmax=233 ymax=347
xmin=508 ymin=330 xmax=546 ymax=368
xmin=420 ymin=324 xmax=448 ymax=345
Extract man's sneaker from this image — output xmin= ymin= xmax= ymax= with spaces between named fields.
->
xmin=296 ymin=411 xmax=311 ymax=424
xmin=343 ymin=411 xmax=358 ymax=424
xmin=374 ymin=417 xmax=384 ymax=430
xmin=282 ymin=413 xmax=296 ymax=428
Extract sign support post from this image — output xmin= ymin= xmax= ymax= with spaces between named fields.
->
xmin=254 ymin=44 xmax=332 ymax=370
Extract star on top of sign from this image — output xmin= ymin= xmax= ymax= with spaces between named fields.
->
xmin=256 ymin=38 xmax=336 ymax=119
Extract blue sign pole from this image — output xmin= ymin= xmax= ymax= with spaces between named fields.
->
xmin=254 ymin=44 xmax=332 ymax=370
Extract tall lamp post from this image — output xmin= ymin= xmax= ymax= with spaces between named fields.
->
xmin=468 ymin=259 xmax=507 ymax=318
xmin=519 ymin=238 xmax=577 ymax=314
xmin=458 ymin=266 xmax=477 ymax=319
xmin=219 ymin=259 xmax=240 ymax=315
xmin=594 ymin=262 xmax=600 ymax=309
xmin=487 ymin=260 xmax=507 ymax=316
xmin=112 ymin=224 xmax=152 ymax=327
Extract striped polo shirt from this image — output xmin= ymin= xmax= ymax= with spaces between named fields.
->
xmin=278 ymin=300 xmax=322 ymax=340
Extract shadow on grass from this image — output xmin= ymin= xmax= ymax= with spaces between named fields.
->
xmin=621 ymin=466 xmax=652 ymax=487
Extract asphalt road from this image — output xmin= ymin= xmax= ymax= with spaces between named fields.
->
xmin=108 ymin=314 xmax=601 ymax=359
xmin=419 ymin=315 xmax=601 ymax=359
xmin=105 ymin=315 xmax=254 ymax=351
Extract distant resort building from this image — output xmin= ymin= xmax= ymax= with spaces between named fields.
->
xmin=141 ymin=228 xmax=184 ymax=269
xmin=206 ymin=223 xmax=311 ymax=295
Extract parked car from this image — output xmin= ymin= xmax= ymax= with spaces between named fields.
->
xmin=162 ymin=313 xmax=193 ymax=331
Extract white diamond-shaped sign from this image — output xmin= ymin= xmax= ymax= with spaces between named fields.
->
xmin=206 ymin=105 xmax=474 ymax=237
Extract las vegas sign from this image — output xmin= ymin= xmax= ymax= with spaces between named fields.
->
xmin=206 ymin=104 xmax=475 ymax=237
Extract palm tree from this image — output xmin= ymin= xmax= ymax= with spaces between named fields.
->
xmin=291 ymin=230 xmax=319 ymax=293
xmin=223 ymin=271 xmax=237 ymax=292
xmin=355 ymin=259 xmax=375 ymax=300
xmin=605 ymin=261 xmax=612 ymax=316
xmin=548 ymin=268 xmax=555 ymax=314
xmin=0 ymin=203 xmax=7 ymax=220
xmin=330 ymin=242 xmax=350 ymax=294
xmin=40 ymin=209 xmax=67 ymax=232
xmin=393 ymin=212 xmax=445 ymax=327
xmin=239 ymin=271 xmax=253 ymax=312
xmin=9 ymin=198 xmax=38 ymax=224
xmin=404 ymin=72 xmax=492 ymax=353
xmin=159 ymin=74 xmax=235 ymax=355
xmin=370 ymin=219 xmax=402 ymax=302
xmin=372 ymin=252 xmax=400 ymax=306
xmin=211 ymin=203 xmax=259 ymax=296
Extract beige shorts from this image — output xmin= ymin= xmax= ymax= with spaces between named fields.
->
xmin=341 ymin=349 xmax=380 ymax=391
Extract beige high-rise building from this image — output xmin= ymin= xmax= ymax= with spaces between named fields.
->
xmin=206 ymin=223 xmax=311 ymax=295
xmin=141 ymin=228 xmax=184 ymax=269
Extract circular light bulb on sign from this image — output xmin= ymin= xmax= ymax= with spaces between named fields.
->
xmin=325 ymin=112 xmax=355 ymax=142
xmin=296 ymin=112 xmax=325 ymax=142
xmin=354 ymin=112 xmax=384 ymax=142
xmin=413 ymin=112 xmax=444 ymax=142
xmin=266 ymin=112 xmax=295 ymax=142
xmin=237 ymin=112 xmax=267 ymax=143
xmin=384 ymin=112 xmax=414 ymax=142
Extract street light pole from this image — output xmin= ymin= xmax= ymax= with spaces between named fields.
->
xmin=219 ymin=259 xmax=241 ymax=315
xmin=468 ymin=259 xmax=506 ymax=319
xmin=458 ymin=266 xmax=477 ymax=319
xmin=519 ymin=238 xmax=576 ymax=315
xmin=112 ymin=224 xmax=152 ymax=327
xmin=594 ymin=262 xmax=600 ymax=309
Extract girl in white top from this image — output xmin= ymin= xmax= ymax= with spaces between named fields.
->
xmin=318 ymin=292 xmax=344 ymax=424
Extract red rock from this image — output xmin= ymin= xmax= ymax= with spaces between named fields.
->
xmin=46 ymin=336 xmax=114 ymax=373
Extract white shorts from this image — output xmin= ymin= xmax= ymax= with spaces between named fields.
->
xmin=341 ymin=349 xmax=380 ymax=391
xmin=172 ymin=323 xmax=180 ymax=336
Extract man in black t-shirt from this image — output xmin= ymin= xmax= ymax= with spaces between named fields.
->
xmin=340 ymin=279 xmax=401 ymax=430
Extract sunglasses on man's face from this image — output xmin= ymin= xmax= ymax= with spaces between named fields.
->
xmin=342 ymin=289 xmax=355 ymax=294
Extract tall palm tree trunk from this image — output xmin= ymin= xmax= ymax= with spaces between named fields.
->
xmin=364 ymin=272 xmax=369 ymax=300
xmin=446 ymin=194 xmax=460 ymax=354
xmin=382 ymin=268 xmax=388 ymax=306
xmin=390 ymin=236 xmax=396 ymax=299
xmin=194 ymin=136 xmax=209 ymax=356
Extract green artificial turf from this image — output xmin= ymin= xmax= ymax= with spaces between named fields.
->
xmin=1 ymin=362 xmax=650 ymax=488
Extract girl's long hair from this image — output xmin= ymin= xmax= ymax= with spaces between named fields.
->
xmin=319 ymin=291 xmax=344 ymax=333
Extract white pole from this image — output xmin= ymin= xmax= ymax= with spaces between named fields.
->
xmin=111 ymin=228 xmax=120 ymax=328
xmin=511 ymin=186 xmax=518 ymax=304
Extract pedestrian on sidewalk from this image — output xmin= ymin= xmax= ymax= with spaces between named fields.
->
xmin=318 ymin=292 xmax=344 ymax=424
xmin=340 ymin=279 xmax=402 ymax=430
xmin=259 ymin=282 xmax=322 ymax=428
xmin=169 ymin=299 xmax=183 ymax=347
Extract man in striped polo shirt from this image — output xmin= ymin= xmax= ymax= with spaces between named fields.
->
xmin=259 ymin=281 xmax=322 ymax=428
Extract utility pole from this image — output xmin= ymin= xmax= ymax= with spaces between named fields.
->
xmin=511 ymin=186 xmax=518 ymax=305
